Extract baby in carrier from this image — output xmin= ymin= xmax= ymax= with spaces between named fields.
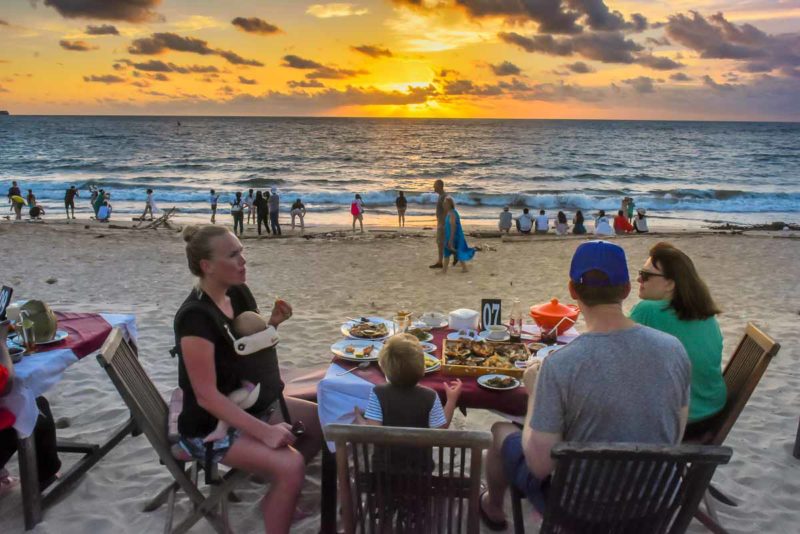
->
xmin=202 ymin=311 xmax=280 ymax=443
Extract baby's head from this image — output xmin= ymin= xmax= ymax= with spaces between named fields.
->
xmin=232 ymin=311 xmax=268 ymax=337
xmin=378 ymin=334 xmax=424 ymax=387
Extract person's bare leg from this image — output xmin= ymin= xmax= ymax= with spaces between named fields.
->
xmin=282 ymin=397 xmax=323 ymax=463
xmin=359 ymin=216 xmax=364 ymax=233
xmin=352 ymin=216 xmax=356 ymax=232
xmin=482 ymin=422 xmax=520 ymax=523
xmin=221 ymin=434 xmax=305 ymax=534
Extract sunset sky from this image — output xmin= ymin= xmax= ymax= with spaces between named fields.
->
xmin=0 ymin=1 xmax=798 ymax=119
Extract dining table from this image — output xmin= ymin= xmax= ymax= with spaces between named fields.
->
xmin=1 ymin=311 xmax=137 ymax=530
xmin=315 ymin=322 xmax=579 ymax=532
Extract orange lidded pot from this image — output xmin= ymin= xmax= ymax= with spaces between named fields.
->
xmin=529 ymin=298 xmax=580 ymax=335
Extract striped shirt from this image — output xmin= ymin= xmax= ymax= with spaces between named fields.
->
xmin=365 ymin=388 xmax=447 ymax=428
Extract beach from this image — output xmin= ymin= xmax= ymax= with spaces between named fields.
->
xmin=0 ymin=220 xmax=798 ymax=533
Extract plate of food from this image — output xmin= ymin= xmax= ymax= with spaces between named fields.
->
xmin=341 ymin=317 xmax=394 ymax=340
xmin=424 ymin=353 xmax=441 ymax=373
xmin=446 ymin=329 xmax=487 ymax=341
xmin=407 ymin=327 xmax=434 ymax=343
xmin=477 ymin=374 xmax=520 ymax=391
xmin=9 ymin=330 xmax=69 ymax=346
xmin=331 ymin=339 xmax=383 ymax=361
xmin=444 ymin=339 xmax=528 ymax=368
xmin=419 ymin=341 xmax=437 ymax=353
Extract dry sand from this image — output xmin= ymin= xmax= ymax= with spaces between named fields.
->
xmin=0 ymin=219 xmax=798 ymax=533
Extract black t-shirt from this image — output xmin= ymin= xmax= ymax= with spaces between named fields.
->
xmin=396 ymin=196 xmax=407 ymax=209
xmin=8 ymin=186 xmax=20 ymax=199
xmin=174 ymin=285 xmax=285 ymax=437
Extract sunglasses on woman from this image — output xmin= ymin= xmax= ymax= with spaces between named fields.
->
xmin=638 ymin=270 xmax=666 ymax=282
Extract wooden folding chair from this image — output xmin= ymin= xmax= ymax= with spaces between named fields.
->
xmin=97 ymin=328 xmax=249 ymax=534
xmin=687 ymin=322 xmax=780 ymax=533
xmin=325 ymin=423 xmax=492 ymax=534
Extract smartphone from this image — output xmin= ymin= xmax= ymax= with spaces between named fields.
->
xmin=0 ymin=286 xmax=12 ymax=321
xmin=290 ymin=421 xmax=305 ymax=437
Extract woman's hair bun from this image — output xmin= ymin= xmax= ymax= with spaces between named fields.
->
xmin=183 ymin=225 xmax=200 ymax=243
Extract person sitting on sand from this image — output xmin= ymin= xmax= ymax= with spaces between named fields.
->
xmin=555 ymin=211 xmax=569 ymax=235
xmin=515 ymin=208 xmax=533 ymax=234
xmin=594 ymin=210 xmax=613 ymax=236
xmin=97 ymin=201 xmax=111 ymax=222
xmin=29 ymin=204 xmax=45 ymax=220
xmin=290 ymin=199 xmax=306 ymax=231
xmin=499 ymin=206 xmax=513 ymax=233
xmin=443 ymin=197 xmax=474 ymax=273
xmin=614 ymin=209 xmax=634 ymax=234
xmin=572 ymin=210 xmax=587 ymax=235
xmin=479 ymin=241 xmax=690 ymax=530
xmin=174 ymin=225 xmax=322 ymax=533
xmin=631 ymin=242 xmax=726 ymax=441
xmin=634 ymin=208 xmax=649 ymax=233
xmin=351 ymin=193 xmax=365 ymax=234
xmin=535 ymin=210 xmax=549 ymax=234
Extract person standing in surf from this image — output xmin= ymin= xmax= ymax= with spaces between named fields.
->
xmin=351 ymin=194 xmax=365 ymax=233
xmin=395 ymin=191 xmax=407 ymax=228
xmin=245 ymin=189 xmax=255 ymax=226
xmin=230 ymin=192 xmax=245 ymax=236
xmin=268 ymin=187 xmax=281 ymax=235
xmin=139 ymin=189 xmax=157 ymax=221
xmin=430 ymin=179 xmax=446 ymax=268
xmin=209 ymin=189 xmax=220 ymax=224
xmin=64 ymin=186 xmax=79 ymax=219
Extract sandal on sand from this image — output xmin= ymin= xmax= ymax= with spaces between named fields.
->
xmin=0 ymin=474 xmax=20 ymax=499
xmin=429 ymin=263 xmax=443 ymax=269
xmin=479 ymin=489 xmax=508 ymax=531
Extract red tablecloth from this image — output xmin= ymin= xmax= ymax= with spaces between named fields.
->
xmin=18 ymin=312 xmax=116 ymax=359
xmin=332 ymin=328 xmax=530 ymax=417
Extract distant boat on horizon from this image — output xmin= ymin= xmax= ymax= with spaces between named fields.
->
xmin=0 ymin=111 xmax=9 ymax=115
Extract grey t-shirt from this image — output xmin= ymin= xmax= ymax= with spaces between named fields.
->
xmin=531 ymin=325 xmax=690 ymax=444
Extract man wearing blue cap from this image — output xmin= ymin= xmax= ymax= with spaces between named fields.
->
xmin=480 ymin=241 xmax=691 ymax=530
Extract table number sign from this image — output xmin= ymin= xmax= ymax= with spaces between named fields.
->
xmin=480 ymin=299 xmax=502 ymax=330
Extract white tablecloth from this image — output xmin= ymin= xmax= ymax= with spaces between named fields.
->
xmin=1 ymin=313 xmax=137 ymax=437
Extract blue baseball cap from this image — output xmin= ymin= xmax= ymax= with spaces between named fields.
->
xmin=570 ymin=241 xmax=630 ymax=286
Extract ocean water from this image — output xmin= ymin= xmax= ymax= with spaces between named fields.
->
xmin=1 ymin=116 xmax=798 ymax=226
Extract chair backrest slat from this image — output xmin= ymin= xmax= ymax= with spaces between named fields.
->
xmin=708 ymin=322 xmax=780 ymax=446
xmin=327 ymin=424 xmax=491 ymax=534
xmin=541 ymin=442 xmax=732 ymax=534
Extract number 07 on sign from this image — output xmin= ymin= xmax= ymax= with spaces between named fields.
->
xmin=481 ymin=299 xmax=502 ymax=330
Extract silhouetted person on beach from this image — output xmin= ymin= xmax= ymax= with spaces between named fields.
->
xmin=64 ymin=186 xmax=79 ymax=219
xmin=291 ymin=198 xmax=306 ymax=231
xmin=209 ymin=189 xmax=220 ymax=224
xmin=254 ymin=191 xmax=269 ymax=236
xmin=7 ymin=181 xmax=20 ymax=203
xmin=268 ymin=187 xmax=281 ymax=235
xmin=396 ymin=191 xmax=407 ymax=227
xmin=231 ymin=192 xmax=244 ymax=235
xmin=430 ymin=179 xmax=446 ymax=268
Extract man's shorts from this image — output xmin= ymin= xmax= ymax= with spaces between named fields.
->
xmin=501 ymin=431 xmax=549 ymax=513
xmin=178 ymin=428 xmax=241 ymax=464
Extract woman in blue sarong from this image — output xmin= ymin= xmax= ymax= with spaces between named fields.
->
xmin=443 ymin=196 xmax=475 ymax=273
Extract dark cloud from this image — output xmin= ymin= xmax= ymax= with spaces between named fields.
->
xmin=499 ymin=30 xmax=643 ymax=63
xmin=85 ymin=24 xmax=119 ymax=35
xmin=231 ymin=17 xmax=281 ymax=35
xmin=43 ymin=0 xmax=162 ymax=23
xmin=129 ymin=32 xmax=264 ymax=67
xmin=490 ymin=61 xmax=521 ymax=76
xmin=669 ymin=72 xmax=691 ymax=82
xmin=128 ymin=59 xmax=219 ymax=74
xmin=150 ymin=73 xmax=169 ymax=81
xmin=351 ymin=45 xmax=393 ymax=58
xmin=238 ymin=76 xmax=257 ymax=85
xmin=646 ymin=36 xmax=671 ymax=47
xmin=281 ymin=55 xmax=366 ymax=79
xmin=565 ymin=61 xmax=593 ymax=73
xmin=666 ymin=11 xmax=800 ymax=75
xmin=83 ymin=74 xmax=125 ymax=83
xmin=702 ymin=74 xmax=737 ymax=92
xmin=288 ymin=80 xmax=325 ymax=88
xmin=442 ymin=79 xmax=503 ymax=96
xmin=622 ymin=76 xmax=655 ymax=93
xmin=635 ymin=54 xmax=683 ymax=70
xmin=59 ymin=39 xmax=98 ymax=51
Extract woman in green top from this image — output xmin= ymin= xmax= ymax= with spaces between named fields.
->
xmin=631 ymin=242 xmax=726 ymax=440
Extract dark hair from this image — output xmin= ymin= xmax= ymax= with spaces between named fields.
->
xmin=235 ymin=191 xmax=242 ymax=198
xmin=649 ymin=242 xmax=721 ymax=320
xmin=523 ymin=208 xmax=529 ymax=214
xmin=598 ymin=209 xmax=605 ymax=217
xmin=575 ymin=210 xmax=584 ymax=224
xmin=399 ymin=191 xmax=404 ymax=196
xmin=572 ymin=270 xmax=628 ymax=306
xmin=147 ymin=189 xmax=153 ymax=194
xmin=638 ymin=212 xmax=645 ymax=219
xmin=557 ymin=211 xmax=567 ymax=223
xmin=539 ymin=209 xmax=545 ymax=215
xmin=255 ymin=191 xmax=263 ymax=202
xmin=618 ymin=210 xmax=624 ymax=216
xmin=355 ymin=194 xmax=362 ymax=200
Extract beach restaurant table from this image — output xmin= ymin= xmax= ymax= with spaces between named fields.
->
xmin=316 ymin=324 xmax=578 ymax=533
xmin=0 ymin=311 xmax=137 ymax=530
